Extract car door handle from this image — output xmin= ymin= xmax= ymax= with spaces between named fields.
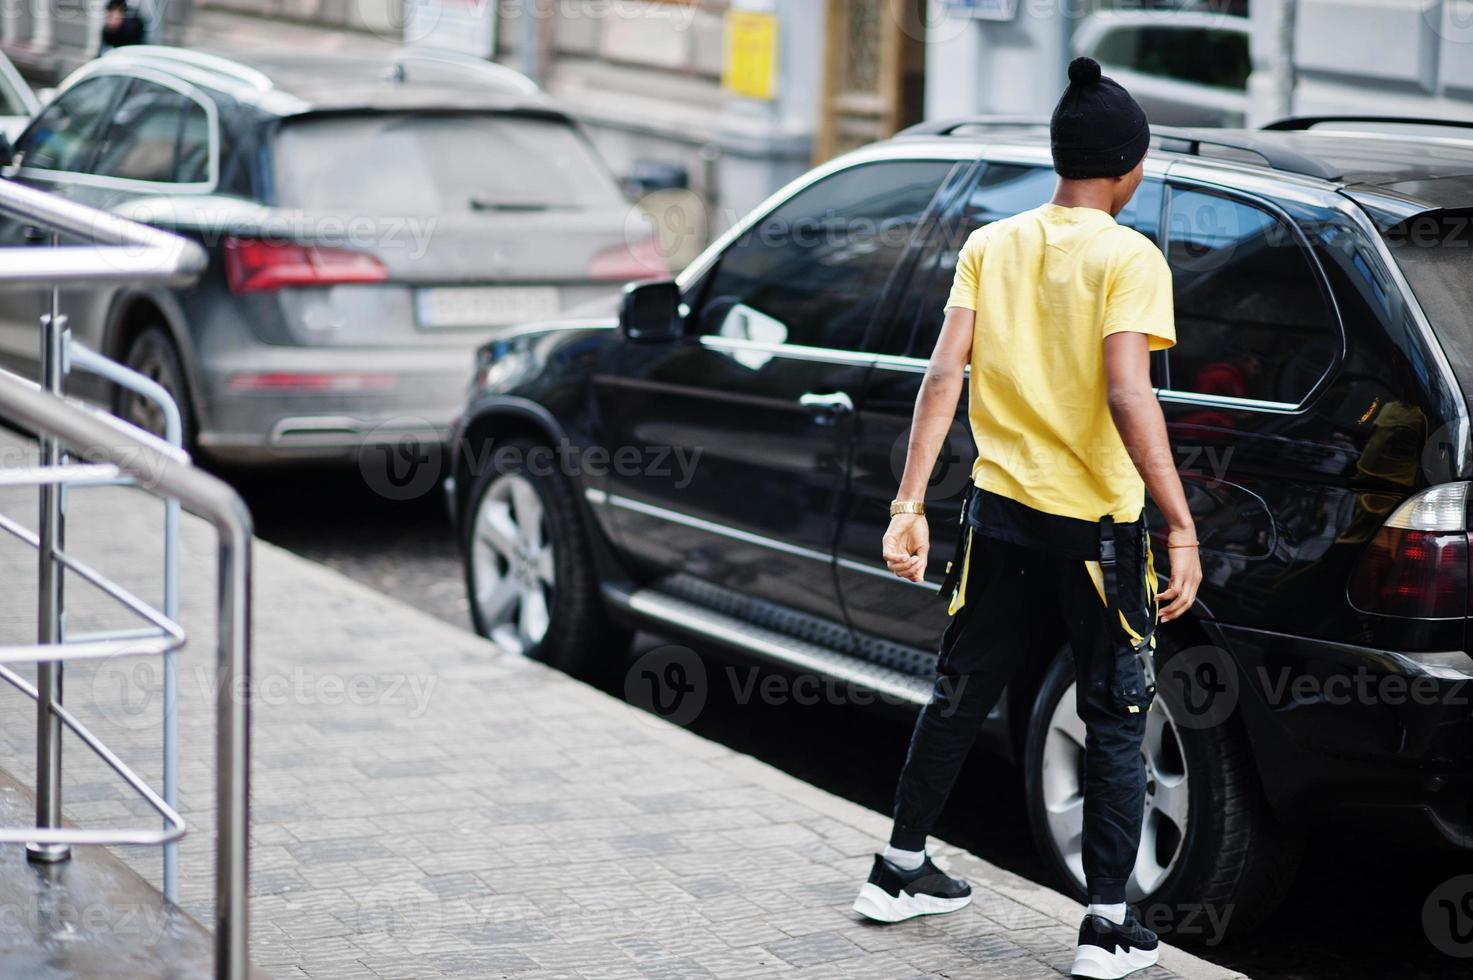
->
xmin=799 ymin=391 xmax=853 ymax=414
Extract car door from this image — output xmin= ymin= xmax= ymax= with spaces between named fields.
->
xmin=839 ymin=161 xmax=1166 ymax=654
xmin=0 ymin=73 xmax=129 ymax=376
xmin=1153 ymin=180 xmax=1345 ymax=629
xmin=595 ymin=157 xmax=968 ymax=628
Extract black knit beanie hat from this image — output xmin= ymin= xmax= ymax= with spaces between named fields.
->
xmin=1050 ymin=57 xmax=1149 ymax=179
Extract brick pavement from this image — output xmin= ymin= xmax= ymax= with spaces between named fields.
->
xmin=0 ymin=437 xmax=1246 ymax=979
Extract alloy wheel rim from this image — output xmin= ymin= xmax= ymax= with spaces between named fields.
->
xmin=126 ymin=342 xmax=170 ymax=437
xmin=470 ymin=472 xmax=555 ymax=655
xmin=1040 ymin=679 xmax=1190 ymax=901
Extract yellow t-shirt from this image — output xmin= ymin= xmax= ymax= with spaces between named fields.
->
xmin=945 ymin=203 xmax=1175 ymax=524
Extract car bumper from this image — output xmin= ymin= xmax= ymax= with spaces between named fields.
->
xmin=1218 ymin=623 xmax=1473 ymax=849
xmin=194 ymin=344 xmax=477 ymax=465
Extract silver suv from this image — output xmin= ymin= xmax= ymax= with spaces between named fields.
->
xmin=0 ymin=46 xmax=663 ymax=463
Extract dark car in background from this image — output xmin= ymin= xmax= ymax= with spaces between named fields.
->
xmin=0 ymin=45 xmax=663 ymax=462
xmin=448 ymin=116 xmax=1473 ymax=939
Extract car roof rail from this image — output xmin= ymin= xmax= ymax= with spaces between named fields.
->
xmin=894 ymin=115 xmax=1342 ymax=181
xmin=1262 ymin=114 xmax=1473 ymax=138
xmin=895 ymin=115 xmax=1050 ymax=138
xmin=1152 ymin=125 xmax=1342 ymax=181
xmin=100 ymin=45 xmax=274 ymax=93
xmin=388 ymin=47 xmax=539 ymax=95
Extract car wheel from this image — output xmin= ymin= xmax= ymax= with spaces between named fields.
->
xmin=1022 ymin=639 xmax=1303 ymax=942
xmin=462 ymin=438 xmax=630 ymax=680
xmin=116 ymin=324 xmax=194 ymax=448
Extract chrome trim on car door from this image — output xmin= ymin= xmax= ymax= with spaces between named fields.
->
xmin=585 ymin=488 xmax=939 ymax=590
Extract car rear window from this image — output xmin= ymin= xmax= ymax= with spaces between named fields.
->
xmin=271 ymin=112 xmax=624 ymax=213
xmin=1384 ymin=211 xmax=1473 ymax=400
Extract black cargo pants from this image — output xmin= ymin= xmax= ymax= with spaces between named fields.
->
xmin=889 ymin=515 xmax=1158 ymax=906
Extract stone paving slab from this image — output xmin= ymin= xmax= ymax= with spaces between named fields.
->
xmin=0 ymin=437 xmax=1247 ymax=979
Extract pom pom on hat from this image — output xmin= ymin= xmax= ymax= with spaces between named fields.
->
xmin=1068 ymin=57 xmax=1102 ymax=86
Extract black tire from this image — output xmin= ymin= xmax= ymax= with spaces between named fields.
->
xmin=461 ymin=437 xmax=631 ymax=681
xmin=1022 ymin=638 xmax=1303 ymax=944
xmin=115 ymin=324 xmax=195 ymax=449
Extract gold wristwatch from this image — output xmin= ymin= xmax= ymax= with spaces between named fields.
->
xmin=889 ymin=500 xmax=926 ymax=517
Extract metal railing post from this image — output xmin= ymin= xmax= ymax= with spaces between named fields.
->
xmin=27 ymin=287 xmax=69 ymax=866
xmin=216 ymin=526 xmax=250 ymax=980
xmin=65 ymin=340 xmax=184 ymax=901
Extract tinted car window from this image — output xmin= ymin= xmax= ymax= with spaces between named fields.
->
xmin=1384 ymin=209 xmax=1473 ymax=405
xmin=272 ymin=113 xmax=624 ymax=212
xmin=0 ymin=72 xmax=30 ymax=117
xmin=16 ymin=77 xmax=121 ymax=173
xmin=1164 ymin=187 xmax=1338 ymax=404
xmin=93 ymin=81 xmax=204 ymax=183
xmin=895 ymin=165 xmax=1163 ymax=359
xmin=1093 ymin=25 xmax=1251 ymax=90
xmin=695 ymin=160 xmax=954 ymax=352
xmin=177 ymin=101 xmax=211 ymax=183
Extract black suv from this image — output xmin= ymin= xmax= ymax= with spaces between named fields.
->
xmin=449 ymin=117 xmax=1473 ymax=935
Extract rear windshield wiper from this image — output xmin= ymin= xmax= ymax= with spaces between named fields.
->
xmin=469 ymin=195 xmax=554 ymax=212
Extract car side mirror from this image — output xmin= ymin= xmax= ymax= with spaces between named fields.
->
xmin=0 ymin=133 xmax=14 ymax=169
xmin=619 ymin=279 xmax=683 ymax=342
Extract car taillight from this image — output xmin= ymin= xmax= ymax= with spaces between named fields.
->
xmin=1349 ymin=482 xmax=1470 ymax=618
xmin=224 ymin=237 xmax=387 ymax=294
xmin=587 ymin=235 xmax=670 ymax=282
xmin=227 ymin=372 xmax=396 ymax=393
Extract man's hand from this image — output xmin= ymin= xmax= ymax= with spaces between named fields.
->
xmin=885 ymin=307 xmax=971 ymax=586
xmin=883 ymin=514 xmax=929 ymax=583
xmin=1156 ymin=530 xmax=1202 ymax=622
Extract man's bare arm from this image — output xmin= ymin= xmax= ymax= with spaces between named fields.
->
xmin=883 ymin=307 xmax=974 ymax=582
xmin=1102 ymin=331 xmax=1201 ymax=621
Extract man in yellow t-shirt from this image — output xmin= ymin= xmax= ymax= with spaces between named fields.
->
xmin=852 ymin=58 xmax=1202 ymax=980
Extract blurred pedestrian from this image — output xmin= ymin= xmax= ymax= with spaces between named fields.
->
xmin=99 ymin=0 xmax=145 ymax=55
xmin=853 ymin=56 xmax=1201 ymax=980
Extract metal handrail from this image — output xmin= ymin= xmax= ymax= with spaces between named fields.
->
xmin=67 ymin=338 xmax=186 ymax=900
xmin=0 ymin=176 xmax=206 ymax=279
xmin=0 ymin=662 xmax=188 ymax=847
xmin=0 ymin=367 xmax=252 ymax=980
xmin=0 ymin=175 xmax=246 ymax=979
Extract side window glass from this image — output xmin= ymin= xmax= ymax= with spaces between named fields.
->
xmin=177 ymin=101 xmax=211 ymax=184
xmin=1092 ymin=26 xmax=1251 ymax=91
xmin=15 ymin=77 xmax=121 ymax=173
xmin=94 ymin=80 xmax=198 ymax=183
xmin=895 ymin=164 xmax=1053 ymax=358
xmin=898 ymin=167 xmax=1164 ymax=359
xmin=0 ymin=74 xmax=30 ymax=117
xmin=694 ymin=160 xmax=954 ymax=353
xmin=1164 ymin=188 xmax=1338 ymax=404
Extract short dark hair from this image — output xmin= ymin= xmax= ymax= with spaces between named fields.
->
xmin=106 ymin=0 xmax=128 ymax=10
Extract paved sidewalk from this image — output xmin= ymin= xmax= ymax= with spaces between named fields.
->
xmin=0 ymin=441 xmax=1246 ymax=979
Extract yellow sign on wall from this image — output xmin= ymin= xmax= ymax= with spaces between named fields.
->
xmin=724 ymin=10 xmax=779 ymax=101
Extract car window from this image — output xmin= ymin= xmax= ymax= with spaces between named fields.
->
xmin=894 ymin=165 xmax=1164 ymax=360
xmin=0 ymin=70 xmax=31 ymax=117
xmin=15 ymin=76 xmax=122 ymax=173
xmin=1093 ymin=25 xmax=1251 ymax=91
xmin=1164 ymin=187 xmax=1338 ymax=404
xmin=272 ymin=113 xmax=624 ymax=212
xmin=693 ymin=160 xmax=956 ymax=353
xmin=92 ymin=80 xmax=208 ymax=184
xmin=176 ymin=100 xmax=211 ymax=184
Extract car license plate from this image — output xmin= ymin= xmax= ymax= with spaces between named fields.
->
xmin=415 ymin=286 xmax=561 ymax=329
